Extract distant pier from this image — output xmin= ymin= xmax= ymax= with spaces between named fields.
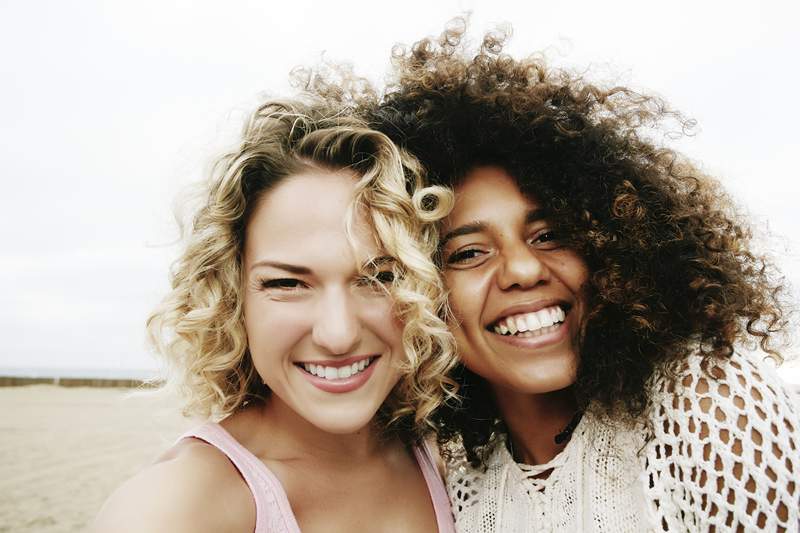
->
xmin=0 ymin=367 xmax=159 ymax=388
xmin=0 ymin=375 xmax=158 ymax=388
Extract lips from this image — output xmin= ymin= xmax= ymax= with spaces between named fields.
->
xmin=487 ymin=301 xmax=570 ymax=334
xmin=486 ymin=306 xmax=573 ymax=351
xmin=294 ymin=355 xmax=381 ymax=394
xmin=296 ymin=357 xmax=376 ymax=380
xmin=490 ymin=306 xmax=566 ymax=335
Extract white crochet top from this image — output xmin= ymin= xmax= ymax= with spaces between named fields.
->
xmin=446 ymin=352 xmax=800 ymax=532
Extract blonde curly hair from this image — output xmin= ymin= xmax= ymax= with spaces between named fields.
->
xmin=148 ymin=95 xmax=457 ymax=440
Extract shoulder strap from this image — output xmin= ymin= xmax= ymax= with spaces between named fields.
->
xmin=179 ymin=422 xmax=301 ymax=533
xmin=414 ymin=441 xmax=457 ymax=533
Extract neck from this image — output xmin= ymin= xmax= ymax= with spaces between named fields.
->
xmin=229 ymin=396 xmax=391 ymax=464
xmin=491 ymin=385 xmax=578 ymax=465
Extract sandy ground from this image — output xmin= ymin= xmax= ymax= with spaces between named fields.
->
xmin=0 ymin=385 xmax=195 ymax=533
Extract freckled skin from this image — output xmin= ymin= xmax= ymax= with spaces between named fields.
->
xmin=441 ymin=166 xmax=589 ymax=396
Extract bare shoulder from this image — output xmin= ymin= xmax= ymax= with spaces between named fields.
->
xmin=91 ymin=438 xmax=254 ymax=533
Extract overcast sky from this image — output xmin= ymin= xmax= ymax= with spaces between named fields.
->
xmin=1 ymin=0 xmax=798 ymax=381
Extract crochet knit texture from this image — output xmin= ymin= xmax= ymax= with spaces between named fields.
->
xmin=446 ymin=352 xmax=800 ymax=532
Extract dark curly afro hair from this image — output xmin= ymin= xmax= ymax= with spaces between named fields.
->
xmin=359 ymin=18 xmax=789 ymax=465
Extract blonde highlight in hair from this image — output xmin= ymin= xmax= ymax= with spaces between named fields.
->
xmin=148 ymin=94 xmax=457 ymax=439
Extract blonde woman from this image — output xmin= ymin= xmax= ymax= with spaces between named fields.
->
xmin=93 ymin=96 xmax=457 ymax=532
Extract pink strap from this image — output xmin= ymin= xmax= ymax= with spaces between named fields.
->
xmin=180 ymin=423 xmax=454 ymax=532
xmin=414 ymin=440 xmax=457 ymax=533
xmin=179 ymin=423 xmax=301 ymax=533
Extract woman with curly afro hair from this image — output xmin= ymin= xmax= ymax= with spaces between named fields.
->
xmin=365 ymin=19 xmax=800 ymax=532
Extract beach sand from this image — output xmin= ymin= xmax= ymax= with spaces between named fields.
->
xmin=0 ymin=385 xmax=195 ymax=533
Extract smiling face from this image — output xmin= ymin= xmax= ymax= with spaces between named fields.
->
xmin=242 ymin=169 xmax=404 ymax=435
xmin=440 ymin=166 xmax=589 ymax=395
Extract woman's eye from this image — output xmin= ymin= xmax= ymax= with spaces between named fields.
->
xmin=357 ymin=270 xmax=395 ymax=289
xmin=446 ymin=248 xmax=485 ymax=265
xmin=260 ymin=278 xmax=304 ymax=290
xmin=374 ymin=270 xmax=395 ymax=284
xmin=529 ymin=230 xmax=561 ymax=248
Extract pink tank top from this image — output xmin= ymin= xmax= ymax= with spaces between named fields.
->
xmin=179 ymin=422 xmax=455 ymax=533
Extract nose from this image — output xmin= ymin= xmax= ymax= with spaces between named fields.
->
xmin=311 ymin=287 xmax=361 ymax=355
xmin=496 ymin=242 xmax=551 ymax=290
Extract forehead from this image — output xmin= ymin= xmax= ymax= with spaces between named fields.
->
xmin=447 ymin=166 xmax=539 ymax=228
xmin=244 ymin=169 xmax=379 ymax=266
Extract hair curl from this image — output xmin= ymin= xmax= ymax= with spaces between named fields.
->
xmin=364 ymin=19 xmax=790 ymax=463
xmin=148 ymin=93 xmax=458 ymax=441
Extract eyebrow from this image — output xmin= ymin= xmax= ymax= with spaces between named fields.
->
xmin=524 ymin=208 xmax=549 ymax=225
xmin=248 ymin=260 xmax=311 ymax=275
xmin=362 ymin=255 xmax=395 ymax=269
xmin=248 ymin=255 xmax=395 ymax=275
xmin=440 ymin=222 xmax=487 ymax=249
xmin=441 ymin=208 xmax=550 ymax=248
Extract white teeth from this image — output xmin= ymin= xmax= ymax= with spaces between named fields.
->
xmin=301 ymin=358 xmax=372 ymax=380
xmin=493 ymin=306 xmax=566 ymax=336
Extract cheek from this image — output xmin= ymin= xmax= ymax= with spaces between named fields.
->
xmin=560 ymin=252 xmax=590 ymax=290
xmin=243 ymin=298 xmax=309 ymax=356
xmin=361 ymin=298 xmax=404 ymax=348
xmin=453 ymin=340 xmax=485 ymax=374
xmin=444 ymin=271 xmax=487 ymax=326
xmin=567 ymin=262 xmax=590 ymax=319
xmin=444 ymin=273 xmax=467 ymax=320
xmin=444 ymin=273 xmax=489 ymax=361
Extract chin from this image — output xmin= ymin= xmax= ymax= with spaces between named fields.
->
xmin=502 ymin=361 xmax=578 ymax=395
xmin=304 ymin=408 xmax=379 ymax=435
xmin=511 ymin=376 xmax=575 ymax=395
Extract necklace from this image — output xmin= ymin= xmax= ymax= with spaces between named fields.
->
xmin=506 ymin=411 xmax=584 ymax=462
xmin=554 ymin=411 xmax=584 ymax=445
